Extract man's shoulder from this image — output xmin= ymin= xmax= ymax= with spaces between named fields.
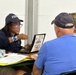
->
xmin=43 ymin=38 xmax=58 ymax=47
xmin=45 ymin=38 xmax=58 ymax=43
xmin=45 ymin=34 xmax=76 ymax=45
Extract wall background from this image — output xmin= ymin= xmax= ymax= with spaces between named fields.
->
xmin=38 ymin=0 xmax=76 ymax=42
xmin=0 ymin=0 xmax=76 ymax=45
xmin=0 ymin=0 xmax=26 ymax=46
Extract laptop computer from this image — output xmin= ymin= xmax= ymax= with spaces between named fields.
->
xmin=19 ymin=33 xmax=46 ymax=54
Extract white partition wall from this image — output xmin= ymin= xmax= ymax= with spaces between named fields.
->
xmin=0 ymin=0 xmax=38 ymax=45
xmin=0 ymin=0 xmax=26 ymax=46
xmin=1 ymin=0 xmax=76 ymax=45
xmin=38 ymin=0 xmax=76 ymax=42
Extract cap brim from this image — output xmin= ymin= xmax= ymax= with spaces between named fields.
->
xmin=51 ymin=20 xmax=55 ymax=24
xmin=12 ymin=19 xmax=23 ymax=23
xmin=20 ymin=19 xmax=23 ymax=22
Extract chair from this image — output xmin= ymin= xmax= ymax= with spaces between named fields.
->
xmin=60 ymin=70 xmax=76 ymax=75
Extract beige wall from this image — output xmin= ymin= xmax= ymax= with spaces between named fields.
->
xmin=1 ymin=0 xmax=76 ymax=44
xmin=38 ymin=0 xmax=76 ymax=41
xmin=0 ymin=0 xmax=25 ymax=46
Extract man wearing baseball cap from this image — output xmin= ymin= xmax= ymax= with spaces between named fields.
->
xmin=33 ymin=12 xmax=76 ymax=75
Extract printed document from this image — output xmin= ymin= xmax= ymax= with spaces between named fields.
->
xmin=0 ymin=53 xmax=28 ymax=65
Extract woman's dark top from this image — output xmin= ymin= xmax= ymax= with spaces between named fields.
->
xmin=0 ymin=30 xmax=22 ymax=53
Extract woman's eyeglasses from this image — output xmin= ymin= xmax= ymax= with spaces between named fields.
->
xmin=12 ymin=22 xmax=23 ymax=28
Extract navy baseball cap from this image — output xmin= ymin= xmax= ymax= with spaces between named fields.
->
xmin=51 ymin=12 xmax=74 ymax=28
xmin=5 ymin=13 xmax=23 ymax=24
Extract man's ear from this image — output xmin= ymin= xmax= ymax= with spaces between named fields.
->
xmin=56 ymin=26 xmax=60 ymax=33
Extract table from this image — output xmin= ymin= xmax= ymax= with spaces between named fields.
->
xmin=23 ymin=52 xmax=38 ymax=60
xmin=0 ymin=52 xmax=38 ymax=67
xmin=12 ymin=52 xmax=38 ymax=67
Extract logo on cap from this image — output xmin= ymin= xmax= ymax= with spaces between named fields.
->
xmin=65 ymin=23 xmax=73 ymax=27
xmin=12 ymin=15 xmax=17 ymax=19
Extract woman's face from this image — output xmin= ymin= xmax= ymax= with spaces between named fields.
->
xmin=10 ymin=22 xmax=22 ymax=35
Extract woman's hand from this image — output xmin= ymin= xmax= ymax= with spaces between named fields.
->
xmin=24 ymin=44 xmax=31 ymax=50
xmin=17 ymin=34 xmax=28 ymax=40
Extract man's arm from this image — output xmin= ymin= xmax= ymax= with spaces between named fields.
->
xmin=32 ymin=64 xmax=43 ymax=75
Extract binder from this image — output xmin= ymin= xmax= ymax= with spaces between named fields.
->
xmin=0 ymin=53 xmax=31 ymax=66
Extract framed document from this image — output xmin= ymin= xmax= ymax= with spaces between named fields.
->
xmin=31 ymin=33 xmax=46 ymax=52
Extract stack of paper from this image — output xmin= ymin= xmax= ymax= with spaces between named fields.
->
xmin=0 ymin=53 xmax=30 ymax=66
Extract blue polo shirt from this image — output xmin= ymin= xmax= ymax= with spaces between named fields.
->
xmin=35 ymin=34 xmax=76 ymax=75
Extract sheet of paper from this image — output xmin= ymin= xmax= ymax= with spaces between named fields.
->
xmin=31 ymin=35 xmax=45 ymax=52
xmin=0 ymin=53 xmax=28 ymax=64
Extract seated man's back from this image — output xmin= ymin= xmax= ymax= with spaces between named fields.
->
xmin=33 ymin=12 xmax=76 ymax=75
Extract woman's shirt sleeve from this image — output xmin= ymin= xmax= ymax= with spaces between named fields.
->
xmin=0 ymin=30 xmax=22 ymax=52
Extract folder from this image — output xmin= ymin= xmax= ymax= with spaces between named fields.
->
xmin=0 ymin=53 xmax=31 ymax=66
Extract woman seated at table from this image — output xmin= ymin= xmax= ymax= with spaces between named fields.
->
xmin=0 ymin=13 xmax=30 ymax=53
xmin=0 ymin=13 xmax=32 ymax=75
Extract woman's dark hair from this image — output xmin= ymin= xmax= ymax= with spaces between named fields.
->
xmin=2 ymin=22 xmax=12 ymax=37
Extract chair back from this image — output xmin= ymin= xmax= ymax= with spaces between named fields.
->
xmin=60 ymin=70 xmax=76 ymax=75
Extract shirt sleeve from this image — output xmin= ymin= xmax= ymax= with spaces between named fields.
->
xmin=35 ymin=42 xmax=47 ymax=69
